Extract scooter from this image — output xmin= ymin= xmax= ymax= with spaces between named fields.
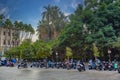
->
xmin=77 ymin=63 xmax=85 ymax=72
xmin=96 ymin=63 xmax=102 ymax=70
xmin=88 ymin=62 xmax=96 ymax=70
xmin=103 ymin=62 xmax=109 ymax=70
xmin=108 ymin=63 xmax=114 ymax=71
xmin=18 ymin=62 xmax=28 ymax=69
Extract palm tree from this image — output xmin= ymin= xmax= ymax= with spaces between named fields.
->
xmin=37 ymin=5 xmax=67 ymax=40
xmin=4 ymin=19 xmax=13 ymax=48
xmin=4 ymin=19 xmax=13 ymax=28
xmin=28 ymin=24 xmax=35 ymax=40
xmin=14 ymin=21 xmax=25 ymax=43
xmin=42 ymin=5 xmax=53 ymax=39
xmin=0 ymin=14 xmax=5 ymax=56
xmin=14 ymin=21 xmax=21 ymax=45
xmin=14 ymin=21 xmax=35 ymax=42
xmin=37 ymin=20 xmax=51 ymax=40
xmin=24 ymin=24 xmax=35 ymax=40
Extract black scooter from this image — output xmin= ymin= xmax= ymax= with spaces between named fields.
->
xmin=18 ymin=62 xmax=28 ymax=69
xmin=77 ymin=63 xmax=85 ymax=72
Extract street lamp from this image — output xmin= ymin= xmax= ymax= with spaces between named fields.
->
xmin=108 ymin=49 xmax=111 ymax=62
xmin=56 ymin=52 xmax=58 ymax=62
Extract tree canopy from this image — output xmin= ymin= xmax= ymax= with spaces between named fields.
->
xmin=5 ymin=1 xmax=120 ymax=60
xmin=57 ymin=0 xmax=120 ymax=59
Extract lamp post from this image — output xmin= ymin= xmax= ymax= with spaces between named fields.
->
xmin=56 ymin=52 xmax=58 ymax=62
xmin=108 ymin=49 xmax=111 ymax=62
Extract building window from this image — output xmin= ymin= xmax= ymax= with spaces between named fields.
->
xmin=8 ymin=40 xmax=10 ymax=45
xmin=3 ymin=31 xmax=6 ymax=35
xmin=8 ymin=32 xmax=10 ymax=36
xmin=12 ymin=41 xmax=14 ymax=45
xmin=3 ymin=40 xmax=6 ymax=45
xmin=17 ymin=41 xmax=19 ymax=45
xmin=12 ymin=33 xmax=14 ymax=36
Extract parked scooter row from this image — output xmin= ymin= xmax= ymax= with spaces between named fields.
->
xmin=29 ymin=60 xmax=86 ymax=71
xmin=16 ymin=59 xmax=120 ymax=73
xmin=18 ymin=59 xmax=86 ymax=72
xmin=0 ymin=60 xmax=15 ymax=67
xmin=88 ymin=59 xmax=120 ymax=73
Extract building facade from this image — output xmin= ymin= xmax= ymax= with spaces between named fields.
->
xmin=0 ymin=27 xmax=20 ymax=56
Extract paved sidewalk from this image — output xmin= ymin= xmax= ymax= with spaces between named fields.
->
xmin=0 ymin=67 xmax=120 ymax=80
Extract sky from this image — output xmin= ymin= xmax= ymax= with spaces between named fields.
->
xmin=0 ymin=0 xmax=83 ymax=41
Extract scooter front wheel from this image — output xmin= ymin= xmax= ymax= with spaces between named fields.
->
xmin=77 ymin=68 xmax=81 ymax=72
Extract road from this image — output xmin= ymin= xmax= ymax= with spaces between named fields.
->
xmin=0 ymin=67 xmax=120 ymax=80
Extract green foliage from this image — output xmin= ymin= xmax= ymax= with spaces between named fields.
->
xmin=66 ymin=47 xmax=73 ymax=59
xmin=57 ymin=0 xmax=120 ymax=58
xmin=33 ymin=40 xmax=52 ymax=58
xmin=4 ymin=0 xmax=120 ymax=60
xmin=113 ymin=37 xmax=120 ymax=48
xmin=93 ymin=43 xmax=99 ymax=58
xmin=5 ymin=46 xmax=20 ymax=58
xmin=5 ymin=39 xmax=53 ymax=59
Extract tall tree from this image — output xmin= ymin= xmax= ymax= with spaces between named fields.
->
xmin=4 ymin=19 xmax=13 ymax=47
xmin=37 ymin=21 xmax=50 ymax=40
xmin=37 ymin=5 xmax=67 ymax=40
xmin=58 ymin=0 xmax=119 ymax=59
